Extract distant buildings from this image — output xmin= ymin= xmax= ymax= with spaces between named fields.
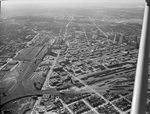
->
xmin=53 ymin=37 xmax=65 ymax=46
xmin=119 ymin=34 xmax=125 ymax=44
xmin=97 ymin=30 xmax=106 ymax=37
xmin=107 ymin=32 xmax=139 ymax=48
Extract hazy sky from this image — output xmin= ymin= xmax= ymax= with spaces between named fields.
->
xmin=2 ymin=0 xmax=145 ymax=9
xmin=2 ymin=0 xmax=144 ymax=3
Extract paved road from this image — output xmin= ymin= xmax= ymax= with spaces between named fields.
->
xmin=64 ymin=14 xmax=75 ymax=40
xmin=63 ymin=64 xmax=136 ymax=114
xmin=1 ymin=88 xmax=60 ymax=107
xmin=87 ymin=14 xmax=108 ymax=38
xmin=30 ymin=14 xmax=76 ymax=114
xmin=1 ymin=35 xmax=49 ymax=107
xmin=42 ymin=51 xmax=60 ymax=90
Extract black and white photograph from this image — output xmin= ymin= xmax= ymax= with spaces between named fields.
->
xmin=0 ymin=0 xmax=150 ymax=114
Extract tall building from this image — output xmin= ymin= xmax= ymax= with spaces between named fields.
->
xmin=119 ymin=34 xmax=125 ymax=44
xmin=114 ymin=33 xmax=121 ymax=42
xmin=108 ymin=32 xmax=115 ymax=41
xmin=131 ymin=35 xmax=138 ymax=43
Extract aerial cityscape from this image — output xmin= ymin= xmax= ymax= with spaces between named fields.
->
xmin=0 ymin=0 xmax=149 ymax=114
